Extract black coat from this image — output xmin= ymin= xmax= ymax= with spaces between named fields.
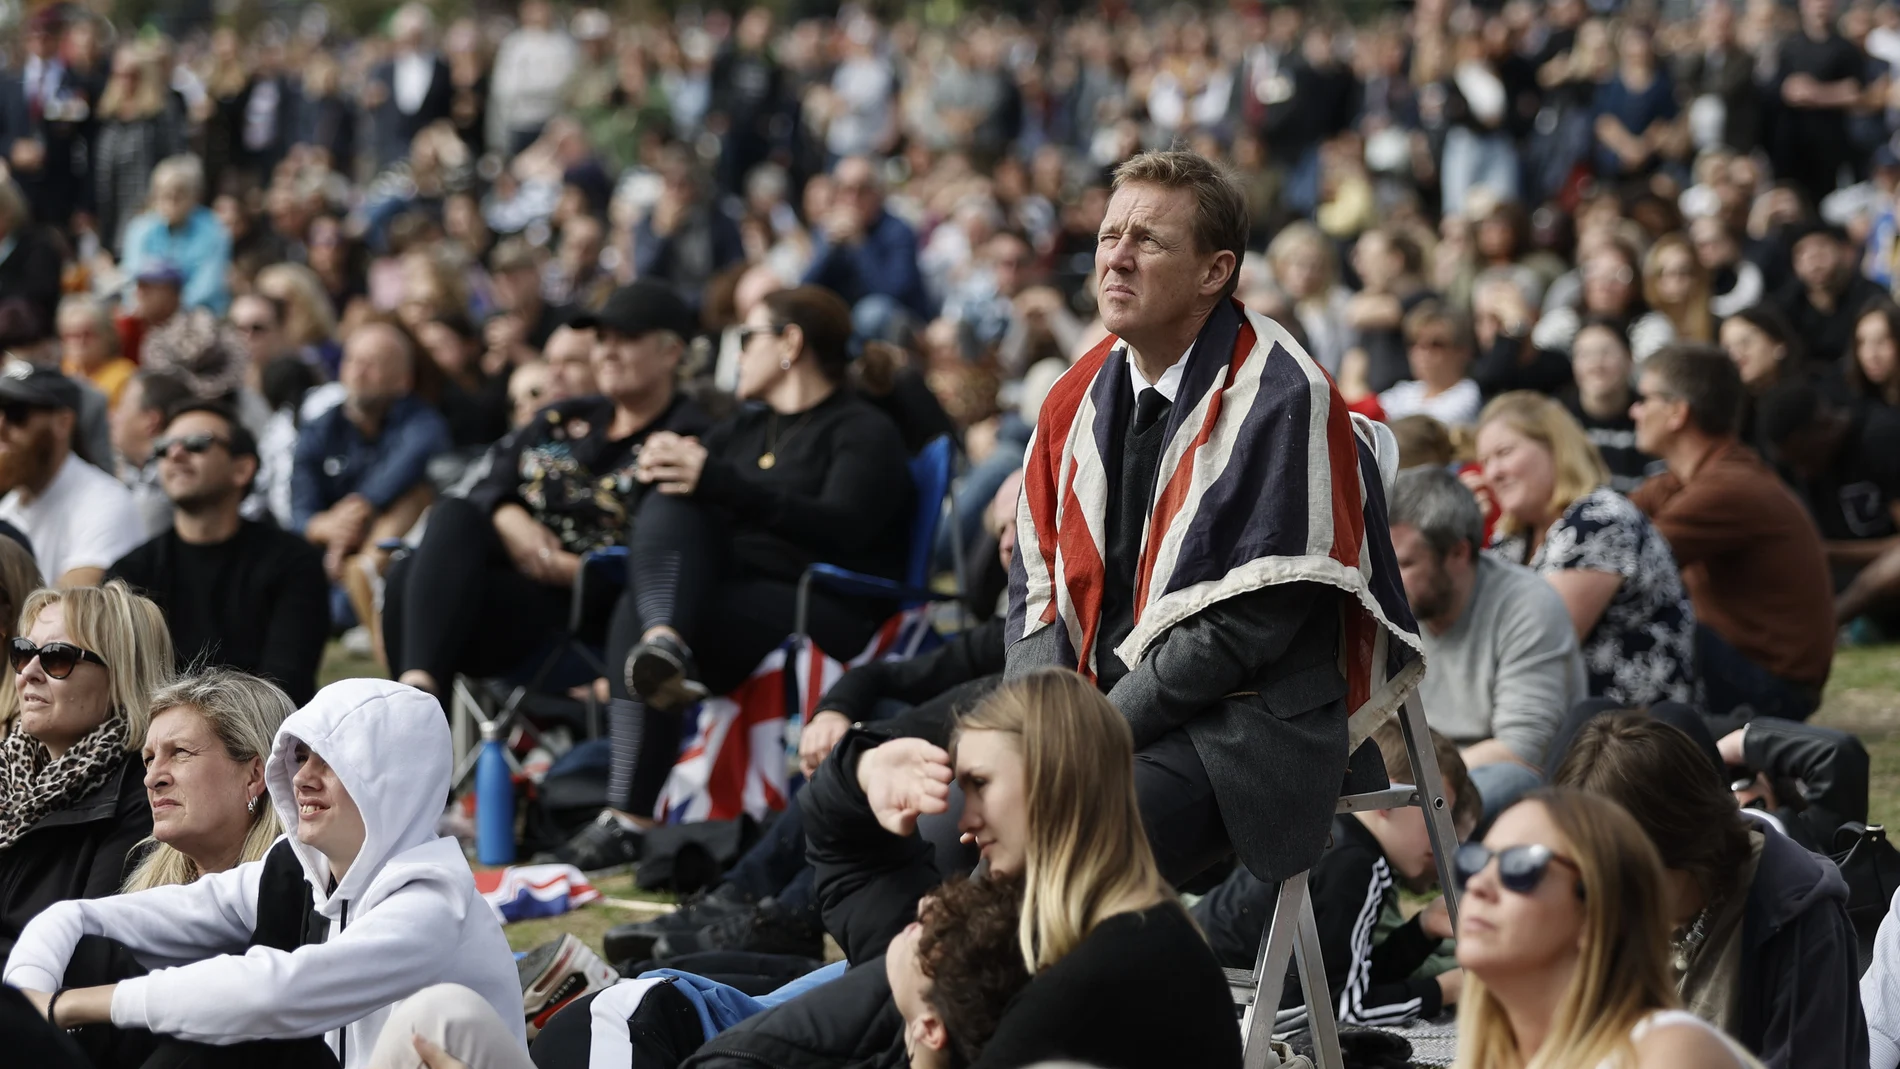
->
xmin=370 ymin=57 xmax=454 ymax=167
xmin=1736 ymin=823 xmax=1870 ymax=1069
xmin=0 ymin=756 xmax=150 ymax=963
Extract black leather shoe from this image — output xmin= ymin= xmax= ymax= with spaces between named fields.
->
xmin=554 ymin=812 xmax=645 ymax=873
xmin=624 ymin=633 xmax=710 ymax=711
xmin=602 ymin=884 xmax=757 ymax=964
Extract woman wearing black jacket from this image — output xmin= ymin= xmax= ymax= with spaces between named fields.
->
xmin=0 ymin=583 xmax=172 ymax=963
xmin=560 ymin=286 xmax=913 ymax=870
xmin=682 ymin=668 xmax=1241 ymax=1069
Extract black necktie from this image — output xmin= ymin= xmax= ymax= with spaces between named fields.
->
xmin=1134 ymin=387 xmax=1171 ymax=434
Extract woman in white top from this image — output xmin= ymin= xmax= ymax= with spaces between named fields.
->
xmin=1452 ymin=788 xmax=1759 ymax=1069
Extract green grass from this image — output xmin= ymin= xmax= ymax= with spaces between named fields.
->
xmin=1815 ymin=643 xmax=1900 ymax=829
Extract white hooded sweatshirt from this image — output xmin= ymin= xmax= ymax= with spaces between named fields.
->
xmin=3 ymin=678 xmax=526 ymax=1067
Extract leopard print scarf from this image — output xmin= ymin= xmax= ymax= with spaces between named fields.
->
xmin=0 ymin=716 xmax=130 ymax=851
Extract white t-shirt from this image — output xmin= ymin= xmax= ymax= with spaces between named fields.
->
xmin=1594 ymin=1010 xmax=1758 ymax=1069
xmin=0 ymin=455 xmax=146 ymax=582
xmin=1378 ymin=378 xmax=1483 ymax=429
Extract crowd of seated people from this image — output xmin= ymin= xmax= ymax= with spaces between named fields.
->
xmin=11 ymin=0 xmax=1900 ymax=1066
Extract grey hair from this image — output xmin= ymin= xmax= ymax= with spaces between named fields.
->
xmin=150 ymin=154 xmax=205 ymax=202
xmin=57 ymin=294 xmax=121 ymax=355
xmin=1388 ymin=466 xmax=1485 ymax=559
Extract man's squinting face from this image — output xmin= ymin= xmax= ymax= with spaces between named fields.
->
xmin=1095 ymin=183 xmax=1223 ymax=339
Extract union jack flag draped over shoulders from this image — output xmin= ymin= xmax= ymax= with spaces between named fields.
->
xmin=1007 ymin=298 xmax=1425 ymax=748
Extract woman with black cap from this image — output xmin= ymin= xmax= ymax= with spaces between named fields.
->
xmin=556 ymin=285 xmax=912 ymax=871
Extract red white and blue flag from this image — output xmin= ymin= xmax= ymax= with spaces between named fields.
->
xmin=1008 ymin=299 xmax=1424 ymax=748
xmin=654 ymin=607 xmax=936 ymax=824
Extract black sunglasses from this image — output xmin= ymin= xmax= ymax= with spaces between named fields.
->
xmin=154 ymin=433 xmax=231 ymax=457
xmin=736 ymin=325 xmax=786 ymax=346
xmin=0 ymin=402 xmax=48 ymax=426
xmin=1453 ymin=842 xmax=1585 ymax=898
xmin=9 ymin=637 xmax=109 ymax=679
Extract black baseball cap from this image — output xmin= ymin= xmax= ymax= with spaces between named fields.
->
xmin=571 ymin=281 xmax=698 ymax=340
xmin=0 ymin=364 xmax=81 ymax=412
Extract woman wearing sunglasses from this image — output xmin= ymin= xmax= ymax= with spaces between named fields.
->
xmin=0 ymin=581 xmax=173 ymax=964
xmin=1453 ymin=788 xmax=1758 ymax=1069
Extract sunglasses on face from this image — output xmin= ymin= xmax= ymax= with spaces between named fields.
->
xmin=0 ymin=402 xmax=48 ymax=427
xmin=154 ymin=433 xmax=231 ymax=457
xmin=736 ymin=325 xmax=786 ymax=346
xmin=1453 ymin=842 xmax=1585 ymax=897
xmin=9 ymin=637 xmax=108 ymax=679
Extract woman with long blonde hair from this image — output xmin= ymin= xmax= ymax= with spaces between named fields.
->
xmin=1453 ymin=788 xmax=1758 ymax=1069
xmin=1474 ymin=391 xmax=1695 ymax=707
xmin=803 ymin=667 xmax=1239 ymax=1067
xmin=1459 ymin=786 xmax=1755 ymax=1069
xmin=0 ymin=581 xmax=173 ymax=960
xmin=123 ymin=670 xmax=292 ymax=892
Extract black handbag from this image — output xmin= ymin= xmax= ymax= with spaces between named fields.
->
xmin=1832 ymin=822 xmax=1900 ymax=975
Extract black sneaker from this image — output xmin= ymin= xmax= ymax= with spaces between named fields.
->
xmin=555 ymin=812 xmax=645 ymax=873
xmin=602 ymin=884 xmax=758 ymax=964
xmin=652 ymin=898 xmax=825 ymax=961
xmin=625 ymin=633 xmax=710 ymax=712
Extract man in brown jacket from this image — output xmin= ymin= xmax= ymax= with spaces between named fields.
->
xmin=1630 ymin=344 xmax=1834 ymax=722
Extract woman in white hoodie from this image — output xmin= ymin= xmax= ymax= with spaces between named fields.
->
xmin=3 ymin=678 xmax=525 ymax=1069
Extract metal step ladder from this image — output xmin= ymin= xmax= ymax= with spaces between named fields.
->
xmin=1228 ymin=690 xmax=1465 ymax=1069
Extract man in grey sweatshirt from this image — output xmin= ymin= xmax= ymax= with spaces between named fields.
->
xmin=1388 ymin=467 xmax=1584 ymax=826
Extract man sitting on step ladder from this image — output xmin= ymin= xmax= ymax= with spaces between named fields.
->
xmin=1003 ymin=148 xmax=1426 ymax=891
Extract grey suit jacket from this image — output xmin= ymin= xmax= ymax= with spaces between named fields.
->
xmin=1006 ymin=581 xmax=1349 ymax=884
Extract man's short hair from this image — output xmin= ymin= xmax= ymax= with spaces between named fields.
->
xmin=131 ymin=369 xmax=195 ymax=419
xmin=1371 ymin=719 xmax=1481 ymax=838
xmin=1388 ymin=466 xmax=1485 ymax=559
xmin=1642 ymin=343 xmax=1745 ymax=437
xmin=1111 ymin=150 xmax=1249 ymax=300
xmin=166 ymin=401 xmax=258 ymax=460
xmin=57 ymin=294 xmax=120 ymax=355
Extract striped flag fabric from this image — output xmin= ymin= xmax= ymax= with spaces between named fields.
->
xmin=654 ymin=606 xmax=937 ymax=824
xmin=1009 ymin=299 xmax=1424 ymax=748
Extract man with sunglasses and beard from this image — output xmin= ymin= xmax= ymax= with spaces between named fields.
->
xmin=0 ymin=366 xmax=143 ymax=587
xmin=108 ymin=404 xmax=329 ymax=704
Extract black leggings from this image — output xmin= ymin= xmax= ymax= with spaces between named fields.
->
xmin=382 ymin=497 xmax=575 ymax=686
xmin=604 ymin=492 xmax=885 ymax=815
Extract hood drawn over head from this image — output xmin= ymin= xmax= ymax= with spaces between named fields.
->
xmin=264 ymin=678 xmax=451 ymax=910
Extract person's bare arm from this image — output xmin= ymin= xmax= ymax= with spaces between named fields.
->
xmin=1544 ymin=569 xmax=1623 ymax=640
xmin=1461 ymin=738 xmax=1532 ymax=769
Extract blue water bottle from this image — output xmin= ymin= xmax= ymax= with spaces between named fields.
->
xmin=475 ymin=723 xmax=516 ymax=866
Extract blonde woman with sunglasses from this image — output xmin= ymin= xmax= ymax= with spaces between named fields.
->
xmin=0 ymin=581 xmax=172 ymax=963
xmin=1453 ymin=788 xmax=1761 ymax=1069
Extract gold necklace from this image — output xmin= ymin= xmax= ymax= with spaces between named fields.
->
xmin=758 ymin=409 xmax=819 ymax=469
